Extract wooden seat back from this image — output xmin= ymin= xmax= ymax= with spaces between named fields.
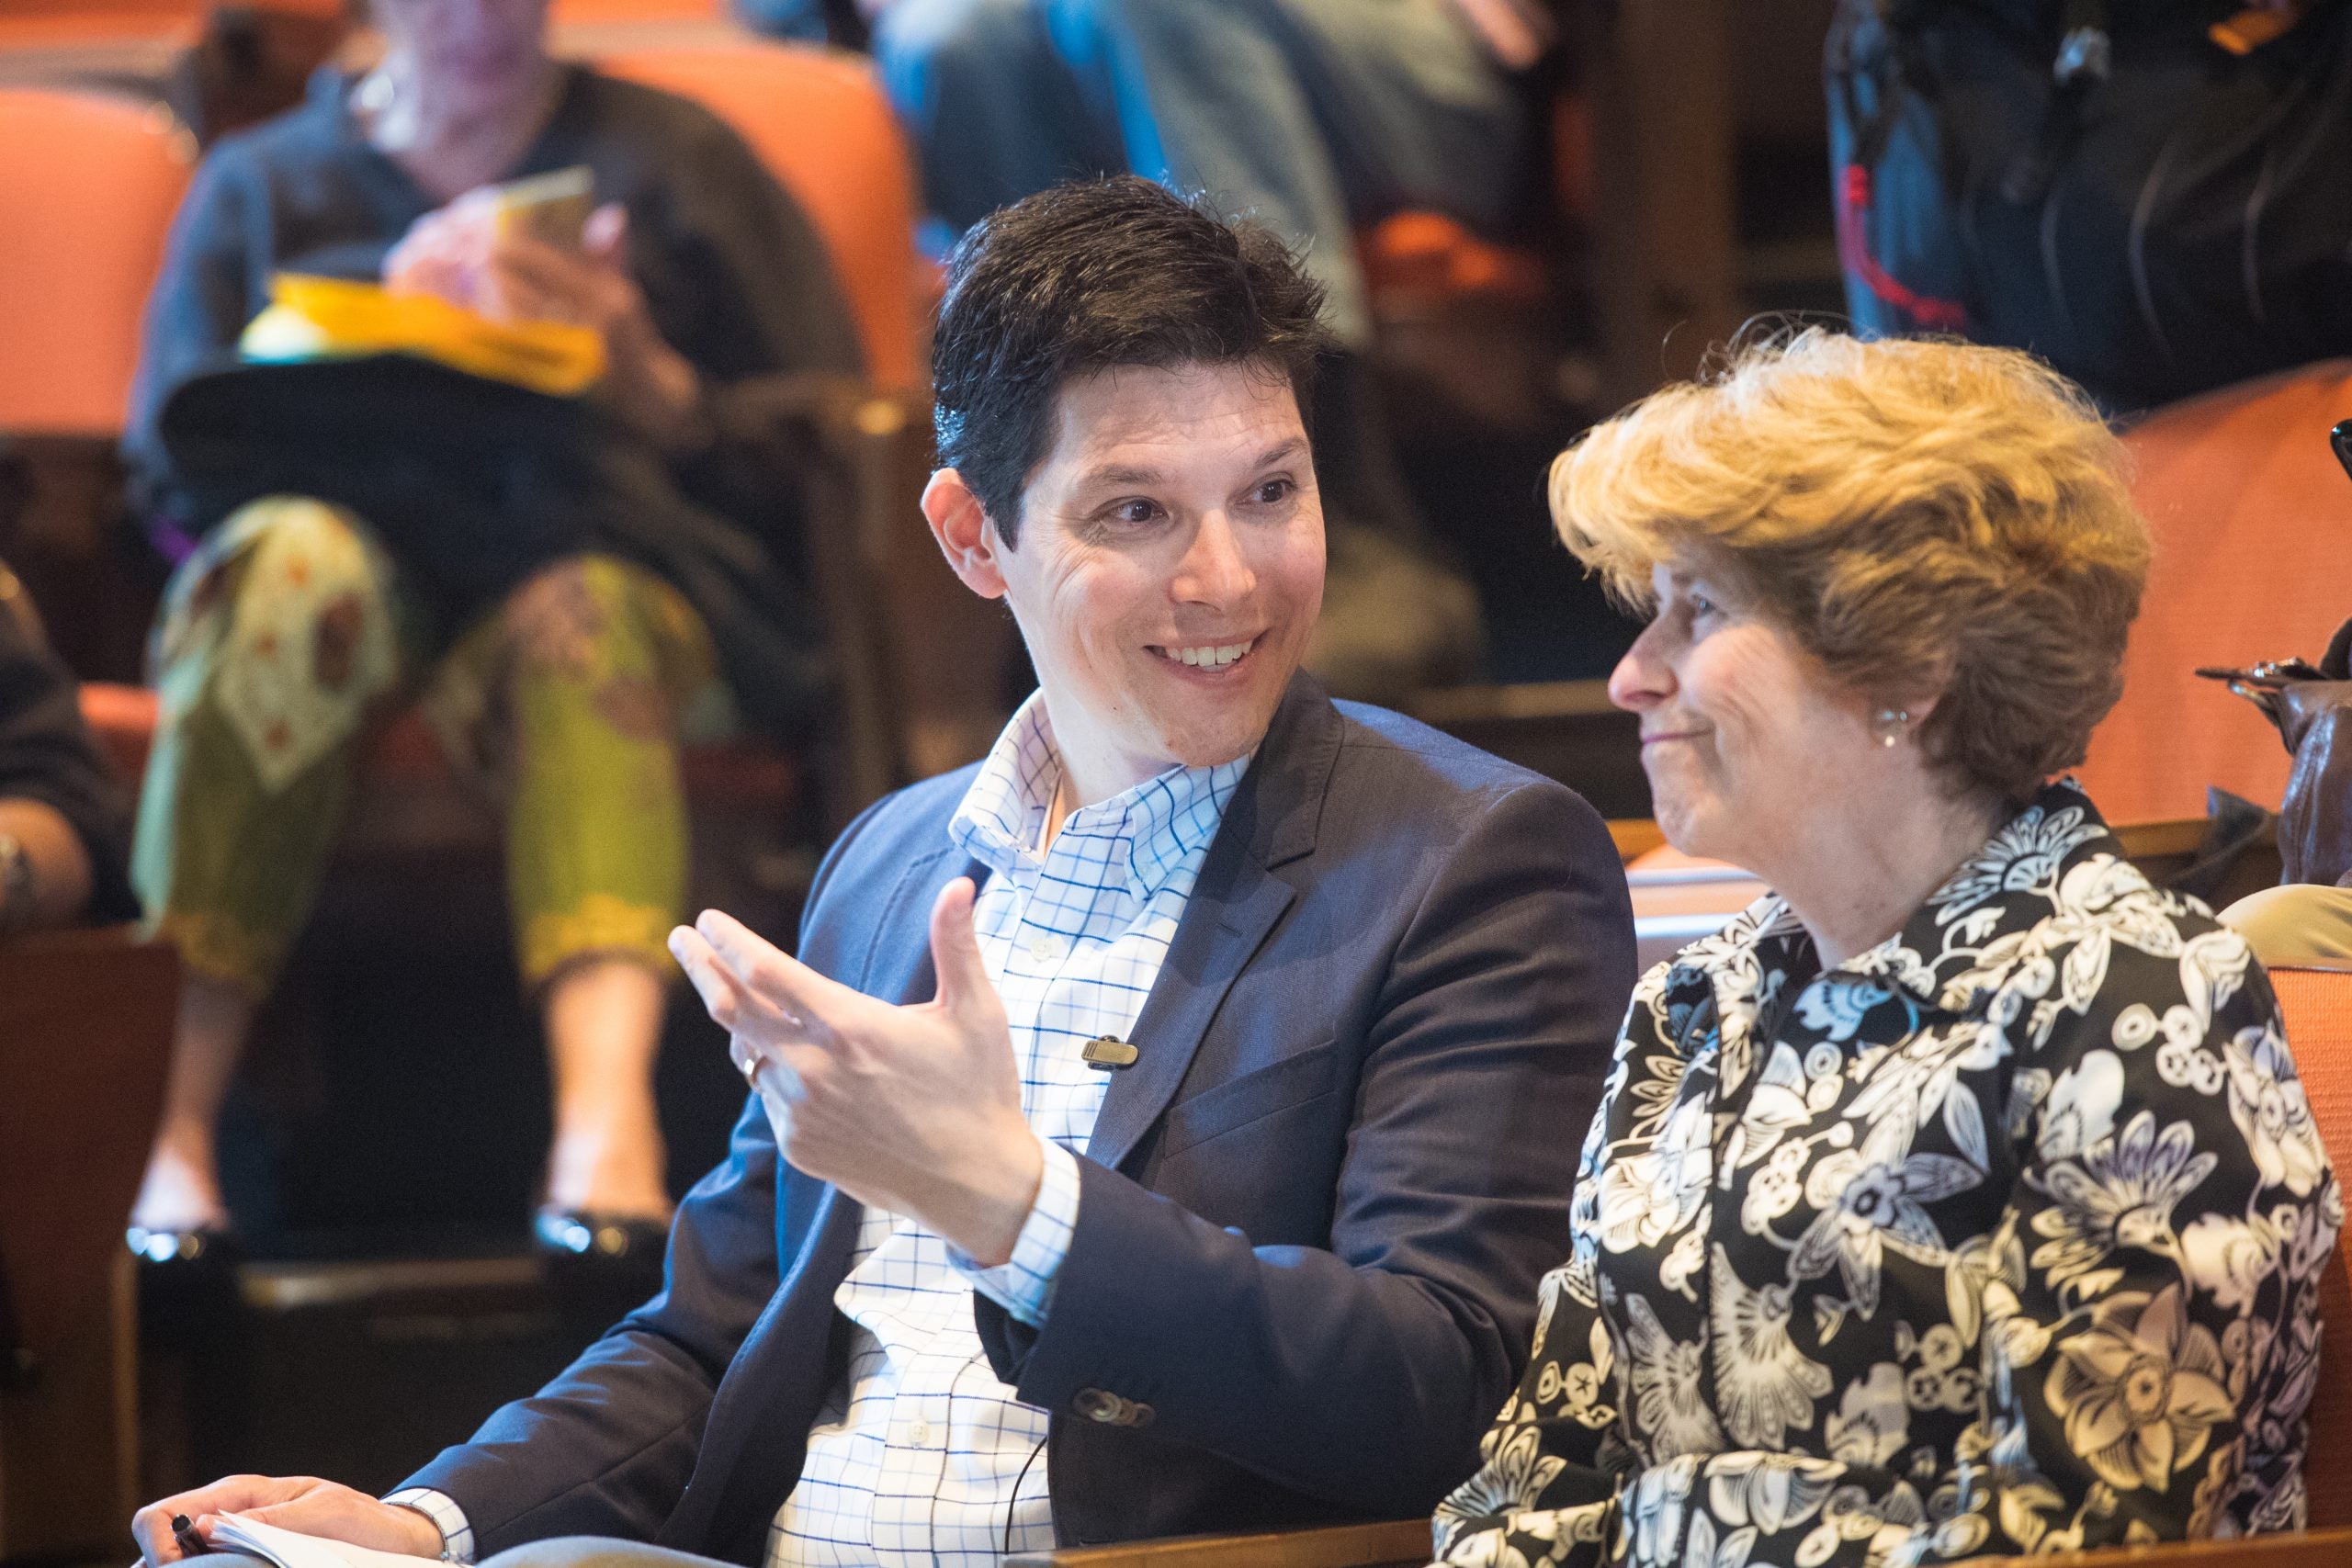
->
xmin=0 ymin=930 xmax=177 ymax=1560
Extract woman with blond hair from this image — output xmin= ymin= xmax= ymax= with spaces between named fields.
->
xmin=1435 ymin=332 xmax=2340 ymax=1565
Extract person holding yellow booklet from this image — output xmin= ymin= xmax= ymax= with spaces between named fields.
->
xmin=120 ymin=0 xmax=863 ymax=1266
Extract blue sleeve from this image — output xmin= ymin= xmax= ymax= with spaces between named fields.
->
xmin=124 ymin=141 xmax=268 ymax=500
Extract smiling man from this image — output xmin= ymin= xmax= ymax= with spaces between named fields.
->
xmin=133 ymin=177 xmax=1635 ymax=1568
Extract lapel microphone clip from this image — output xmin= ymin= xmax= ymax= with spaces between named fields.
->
xmin=1082 ymin=1034 xmax=1139 ymax=1070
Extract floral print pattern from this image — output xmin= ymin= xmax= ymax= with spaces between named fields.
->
xmin=1434 ymin=784 xmax=2339 ymax=1566
xmin=135 ymin=501 xmax=718 ymax=996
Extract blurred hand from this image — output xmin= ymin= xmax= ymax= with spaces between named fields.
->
xmin=382 ymin=189 xmax=499 ymax=311
xmin=668 ymin=877 xmax=1042 ymax=1267
xmin=385 ymin=197 xmax=705 ymax=449
xmin=132 ymin=1476 xmax=442 ymax=1566
xmin=484 ymin=202 xmax=705 ymax=448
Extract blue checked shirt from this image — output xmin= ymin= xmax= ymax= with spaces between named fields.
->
xmin=390 ymin=695 xmax=1249 ymax=1568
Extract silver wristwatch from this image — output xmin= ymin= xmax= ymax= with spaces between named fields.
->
xmin=0 ymin=831 xmax=33 ymax=936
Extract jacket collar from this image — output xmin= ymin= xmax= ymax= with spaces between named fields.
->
xmin=947 ymin=691 xmax=1253 ymax=902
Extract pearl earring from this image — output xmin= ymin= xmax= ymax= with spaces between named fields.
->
xmin=1875 ymin=707 xmax=1911 ymax=748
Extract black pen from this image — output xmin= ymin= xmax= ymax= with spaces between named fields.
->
xmin=171 ymin=1515 xmax=208 ymax=1560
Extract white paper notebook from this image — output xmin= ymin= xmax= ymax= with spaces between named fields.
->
xmin=207 ymin=1513 xmax=446 ymax=1568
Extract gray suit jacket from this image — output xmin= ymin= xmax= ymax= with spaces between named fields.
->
xmin=404 ymin=674 xmax=1636 ymax=1554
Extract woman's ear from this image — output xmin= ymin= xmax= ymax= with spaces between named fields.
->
xmin=1897 ymin=653 xmax=1961 ymax=728
xmin=1869 ymin=656 xmax=1958 ymax=750
xmin=922 ymin=468 xmax=1008 ymax=601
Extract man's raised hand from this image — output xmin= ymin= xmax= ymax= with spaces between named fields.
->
xmin=667 ymin=878 xmax=1043 ymax=1266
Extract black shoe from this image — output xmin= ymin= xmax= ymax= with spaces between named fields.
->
xmin=532 ymin=1209 xmax=669 ymax=1265
xmin=126 ymin=1224 xmax=240 ymax=1268
xmin=128 ymin=1224 xmax=243 ymax=1344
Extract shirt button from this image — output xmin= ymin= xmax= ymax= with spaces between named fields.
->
xmin=1027 ymin=935 xmax=1057 ymax=962
xmin=908 ymin=1420 xmax=933 ymax=1446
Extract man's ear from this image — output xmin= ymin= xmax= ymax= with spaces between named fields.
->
xmin=922 ymin=468 xmax=1009 ymax=601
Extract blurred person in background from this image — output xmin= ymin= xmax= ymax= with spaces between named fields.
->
xmin=744 ymin=0 xmax=1569 ymax=702
xmin=1828 ymin=0 xmax=2352 ymax=413
xmin=0 ymin=564 xmax=137 ymax=940
xmin=1438 ymin=331 xmax=2336 ymax=1562
xmin=120 ymin=0 xmax=863 ymax=1264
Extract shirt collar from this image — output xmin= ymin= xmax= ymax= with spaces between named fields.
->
xmin=1669 ymin=778 xmax=2130 ymax=1021
xmin=948 ymin=694 xmax=1252 ymax=898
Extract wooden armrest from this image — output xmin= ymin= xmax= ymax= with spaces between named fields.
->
xmin=1003 ymin=1521 xmax=2352 ymax=1568
xmin=1985 ymin=1528 xmax=2352 ymax=1565
xmin=1003 ymin=1518 xmax=1430 ymax=1568
xmin=0 ymin=919 xmax=158 ymax=958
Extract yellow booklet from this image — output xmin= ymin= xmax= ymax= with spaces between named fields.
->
xmin=240 ymin=272 xmax=606 ymax=398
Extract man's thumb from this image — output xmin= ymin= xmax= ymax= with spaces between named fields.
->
xmin=927 ymin=877 xmax=989 ymax=1010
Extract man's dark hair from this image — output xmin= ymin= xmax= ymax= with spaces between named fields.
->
xmin=931 ymin=176 xmax=1337 ymax=547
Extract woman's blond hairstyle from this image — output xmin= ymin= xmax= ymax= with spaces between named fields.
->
xmin=1553 ymin=328 xmax=2152 ymax=805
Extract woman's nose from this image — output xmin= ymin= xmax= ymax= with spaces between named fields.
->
xmin=1608 ymin=621 xmax=1673 ymax=712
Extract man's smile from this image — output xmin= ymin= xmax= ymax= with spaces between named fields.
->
xmin=1147 ymin=635 xmax=1262 ymax=672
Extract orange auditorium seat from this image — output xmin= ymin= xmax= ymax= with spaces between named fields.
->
xmin=0 ymin=87 xmax=192 ymax=437
xmin=0 ymin=0 xmax=199 ymax=54
xmin=2076 ymin=363 xmax=2352 ymax=823
xmin=551 ymin=0 xmax=722 ymax=22
xmin=596 ymin=41 xmax=924 ymax=390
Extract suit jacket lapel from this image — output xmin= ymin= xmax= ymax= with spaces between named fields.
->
xmin=860 ymin=849 xmax=991 ymax=1003
xmin=1085 ymin=675 xmax=1341 ymax=1172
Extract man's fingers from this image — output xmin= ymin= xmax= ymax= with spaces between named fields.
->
xmin=133 ymin=1477 xmax=310 ymax=1562
xmin=926 ymin=877 xmax=991 ymax=1015
xmin=130 ymin=1506 xmax=182 ymax=1564
xmin=739 ymin=1035 xmax=825 ymax=1104
xmin=232 ymin=1488 xmax=442 ymax=1558
xmin=239 ymin=1499 xmax=334 ymax=1531
xmin=669 ymin=927 xmax=752 ymax=1029
xmin=695 ymin=909 xmax=850 ymax=1032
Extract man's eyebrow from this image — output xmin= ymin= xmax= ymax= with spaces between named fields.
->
xmin=1077 ymin=462 xmax=1167 ymax=489
xmin=1073 ymin=439 xmax=1309 ymax=492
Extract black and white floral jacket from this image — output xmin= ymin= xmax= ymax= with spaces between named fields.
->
xmin=1434 ymin=783 xmax=2339 ymax=1568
